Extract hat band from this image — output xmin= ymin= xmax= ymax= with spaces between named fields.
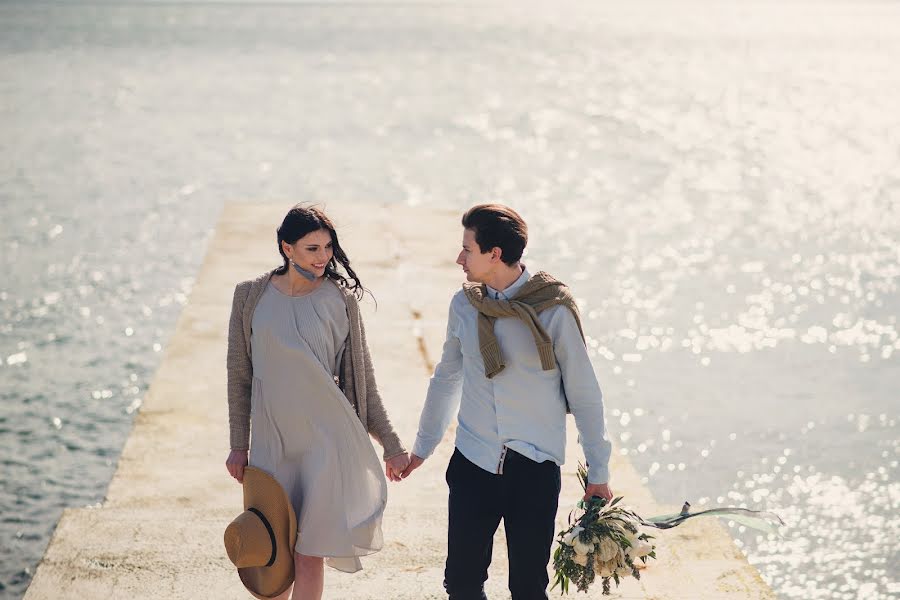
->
xmin=247 ymin=507 xmax=278 ymax=567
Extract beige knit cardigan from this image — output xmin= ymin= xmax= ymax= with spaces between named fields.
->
xmin=226 ymin=270 xmax=406 ymax=460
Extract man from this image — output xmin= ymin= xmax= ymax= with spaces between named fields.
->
xmin=400 ymin=204 xmax=613 ymax=600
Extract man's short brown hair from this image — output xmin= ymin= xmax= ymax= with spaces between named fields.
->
xmin=461 ymin=204 xmax=528 ymax=266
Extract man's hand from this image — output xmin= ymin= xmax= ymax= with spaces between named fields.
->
xmin=226 ymin=449 xmax=249 ymax=483
xmin=385 ymin=453 xmax=411 ymax=482
xmin=399 ymin=453 xmax=425 ymax=479
xmin=584 ymin=482 xmax=613 ymax=502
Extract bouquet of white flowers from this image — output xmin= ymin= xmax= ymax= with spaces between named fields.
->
xmin=552 ymin=466 xmax=656 ymax=594
xmin=552 ymin=464 xmax=783 ymax=595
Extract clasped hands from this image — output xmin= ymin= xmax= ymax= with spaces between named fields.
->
xmin=384 ymin=452 xmax=412 ymax=482
xmin=382 ymin=452 xmax=423 ymax=482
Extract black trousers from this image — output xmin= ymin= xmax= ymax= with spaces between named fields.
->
xmin=443 ymin=447 xmax=561 ymax=600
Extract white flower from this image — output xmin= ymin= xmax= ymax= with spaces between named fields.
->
xmin=616 ymin=565 xmax=632 ymax=578
xmin=624 ymin=532 xmax=648 ymax=558
xmin=597 ymin=559 xmax=617 ymax=578
xmin=596 ymin=536 xmax=620 ymax=562
xmin=624 ymin=529 xmax=640 ymax=547
xmin=572 ymin=552 xmax=589 ymax=566
xmin=631 ymin=540 xmax=653 ymax=558
xmin=561 ymin=526 xmax=583 ymax=547
xmin=572 ymin=535 xmax=595 ymax=556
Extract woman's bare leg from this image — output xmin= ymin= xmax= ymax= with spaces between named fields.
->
xmin=292 ymin=553 xmax=324 ymax=600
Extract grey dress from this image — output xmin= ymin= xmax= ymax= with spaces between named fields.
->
xmin=248 ymin=279 xmax=387 ymax=573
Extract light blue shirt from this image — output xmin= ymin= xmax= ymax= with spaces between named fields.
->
xmin=412 ymin=267 xmax=612 ymax=484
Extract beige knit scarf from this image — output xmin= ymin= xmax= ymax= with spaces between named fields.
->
xmin=462 ymin=271 xmax=585 ymax=379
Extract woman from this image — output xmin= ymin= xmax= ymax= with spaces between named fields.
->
xmin=225 ymin=204 xmax=410 ymax=599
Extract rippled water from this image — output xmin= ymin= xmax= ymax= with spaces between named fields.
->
xmin=1 ymin=2 xmax=898 ymax=598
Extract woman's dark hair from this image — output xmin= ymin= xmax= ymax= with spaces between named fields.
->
xmin=275 ymin=204 xmax=364 ymax=299
xmin=461 ymin=204 xmax=528 ymax=266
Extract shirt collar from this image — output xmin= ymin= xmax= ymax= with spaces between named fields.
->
xmin=486 ymin=265 xmax=530 ymax=300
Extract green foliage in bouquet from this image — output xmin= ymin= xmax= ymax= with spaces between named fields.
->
xmin=551 ymin=463 xmax=657 ymax=595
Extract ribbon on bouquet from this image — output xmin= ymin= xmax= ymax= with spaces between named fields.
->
xmin=640 ymin=501 xmax=785 ymax=534
xmin=577 ymin=466 xmax=784 ymax=535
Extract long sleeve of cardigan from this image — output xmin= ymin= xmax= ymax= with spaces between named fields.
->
xmin=227 ymin=282 xmax=253 ymax=450
xmin=357 ymin=311 xmax=406 ymax=460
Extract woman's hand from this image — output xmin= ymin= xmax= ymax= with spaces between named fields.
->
xmin=226 ymin=449 xmax=249 ymax=483
xmin=385 ymin=453 xmax=411 ymax=482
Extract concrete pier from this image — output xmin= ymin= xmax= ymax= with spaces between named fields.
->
xmin=24 ymin=203 xmax=776 ymax=599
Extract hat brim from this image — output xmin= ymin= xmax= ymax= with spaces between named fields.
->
xmin=236 ymin=467 xmax=298 ymax=600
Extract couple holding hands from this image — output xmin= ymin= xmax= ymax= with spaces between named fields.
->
xmin=223 ymin=204 xmax=612 ymax=600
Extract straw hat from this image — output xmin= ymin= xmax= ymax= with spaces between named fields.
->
xmin=224 ymin=467 xmax=298 ymax=600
